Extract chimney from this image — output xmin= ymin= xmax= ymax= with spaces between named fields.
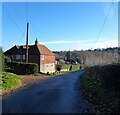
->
xmin=35 ymin=38 xmax=39 ymax=45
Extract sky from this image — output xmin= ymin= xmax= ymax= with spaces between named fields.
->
xmin=2 ymin=2 xmax=118 ymax=51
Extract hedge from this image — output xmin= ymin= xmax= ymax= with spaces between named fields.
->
xmin=0 ymin=48 xmax=4 ymax=72
xmin=56 ymin=64 xmax=80 ymax=71
xmin=56 ymin=64 xmax=62 ymax=71
xmin=82 ymin=64 xmax=120 ymax=113
xmin=6 ymin=62 xmax=38 ymax=75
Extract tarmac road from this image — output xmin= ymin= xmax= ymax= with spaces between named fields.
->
xmin=2 ymin=70 xmax=94 ymax=113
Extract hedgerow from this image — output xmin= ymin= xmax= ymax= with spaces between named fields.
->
xmin=81 ymin=64 xmax=120 ymax=114
xmin=6 ymin=62 xmax=38 ymax=75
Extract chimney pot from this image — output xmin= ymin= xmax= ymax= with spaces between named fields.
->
xmin=35 ymin=38 xmax=39 ymax=45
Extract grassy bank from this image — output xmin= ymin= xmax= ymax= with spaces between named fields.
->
xmin=81 ymin=64 xmax=120 ymax=114
xmin=60 ymin=64 xmax=80 ymax=70
xmin=1 ymin=72 xmax=21 ymax=91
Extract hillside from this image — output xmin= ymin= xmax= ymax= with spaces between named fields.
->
xmin=54 ymin=47 xmax=120 ymax=66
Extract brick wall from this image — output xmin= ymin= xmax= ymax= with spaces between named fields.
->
xmin=40 ymin=55 xmax=55 ymax=64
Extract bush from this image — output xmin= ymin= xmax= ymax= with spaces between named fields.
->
xmin=1 ymin=72 xmax=21 ymax=90
xmin=0 ymin=48 xmax=5 ymax=72
xmin=69 ymin=65 xmax=72 ymax=71
xmin=60 ymin=64 xmax=80 ymax=71
xmin=85 ymin=64 xmax=120 ymax=91
xmin=56 ymin=64 xmax=62 ymax=71
xmin=81 ymin=64 xmax=120 ymax=113
xmin=6 ymin=62 xmax=38 ymax=75
xmin=5 ymin=56 xmax=11 ymax=63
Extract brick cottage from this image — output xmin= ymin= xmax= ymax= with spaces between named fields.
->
xmin=4 ymin=39 xmax=56 ymax=73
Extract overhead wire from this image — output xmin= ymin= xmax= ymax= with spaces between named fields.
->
xmin=8 ymin=5 xmax=43 ymax=40
xmin=3 ymin=2 xmax=31 ymax=46
xmin=94 ymin=0 xmax=115 ymax=48
xmin=4 ymin=8 xmax=23 ymax=34
xmin=4 ymin=1 xmax=46 ymax=45
xmin=18 ymin=29 xmax=26 ymax=45
xmin=17 ymin=1 xmax=44 ymax=43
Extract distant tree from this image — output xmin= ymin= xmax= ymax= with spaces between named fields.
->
xmin=54 ymin=47 xmax=120 ymax=66
xmin=66 ymin=51 xmax=71 ymax=61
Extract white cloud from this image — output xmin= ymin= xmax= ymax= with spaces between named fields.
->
xmin=41 ymin=38 xmax=118 ymax=51
xmin=70 ymin=38 xmax=118 ymax=50
xmin=41 ymin=39 xmax=95 ymax=45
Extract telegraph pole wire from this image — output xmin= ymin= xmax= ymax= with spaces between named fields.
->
xmin=4 ymin=8 xmax=23 ymax=34
xmin=95 ymin=0 xmax=115 ymax=48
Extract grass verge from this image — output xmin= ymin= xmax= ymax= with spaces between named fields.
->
xmin=50 ymin=69 xmax=80 ymax=76
xmin=1 ymin=72 xmax=21 ymax=91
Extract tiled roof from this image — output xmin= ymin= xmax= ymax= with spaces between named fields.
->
xmin=4 ymin=43 xmax=55 ymax=56
xmin=36 ymin=44 xmax=55 ymax=55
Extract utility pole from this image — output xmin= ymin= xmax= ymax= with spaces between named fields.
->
xmin=26 ymin=22 xmax=29 ymax=63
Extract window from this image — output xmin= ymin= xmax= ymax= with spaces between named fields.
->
xmin=51 ymin=64 xmax=53 ymax=68
xmin=23 ymin=55 xmax=25 ymax=60
xmin=51 ymin=64 xmax=54 ymax=68
xmin=46 ymin=65 xmax=48 ymax=68
xmin=41 ymin=55 xmax=44 ymax=60
xmin=16 ymin=55 xmax=20 ymax=60
xmin=11 ymin=55 xmax=14 ymax=60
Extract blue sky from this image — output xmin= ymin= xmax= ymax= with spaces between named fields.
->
xmin=2 ymin=2 xmax=118 ymax=51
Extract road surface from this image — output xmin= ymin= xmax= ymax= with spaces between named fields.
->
xmin=2 ymin=70 xmax=94 ymax=113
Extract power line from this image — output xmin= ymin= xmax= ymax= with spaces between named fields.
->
xmin=95 ymin=0 xmax=115 ymax=47
xmin=5 ymin=2 xmax=45 ymax=41
xmin=7 ymin=6 xmax=43 ymax=39
xmin=4 ymin=8 xmax=24 ymax=34
xmin=3 ymin=6 xmax=27 ymax=46
xmin=18 ymin=29 xmax=26 ymax=45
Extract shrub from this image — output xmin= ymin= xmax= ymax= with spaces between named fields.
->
xmin=56 ymin=64 xmax=62 ymax=71
xmin=81 ymin=64 xmax=120 ymax=113
xmin=0 ymin=48 xmax=5 ymax=72
xmin=1 ymin=72 xmax=21 ymax=90
xmin=5 ymin=56 xmax=11 ymax=63
xmin=69 ymin=65 xmax=72 ymax=71
xmin=6 ymin=62 xmax=38 ymax=75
